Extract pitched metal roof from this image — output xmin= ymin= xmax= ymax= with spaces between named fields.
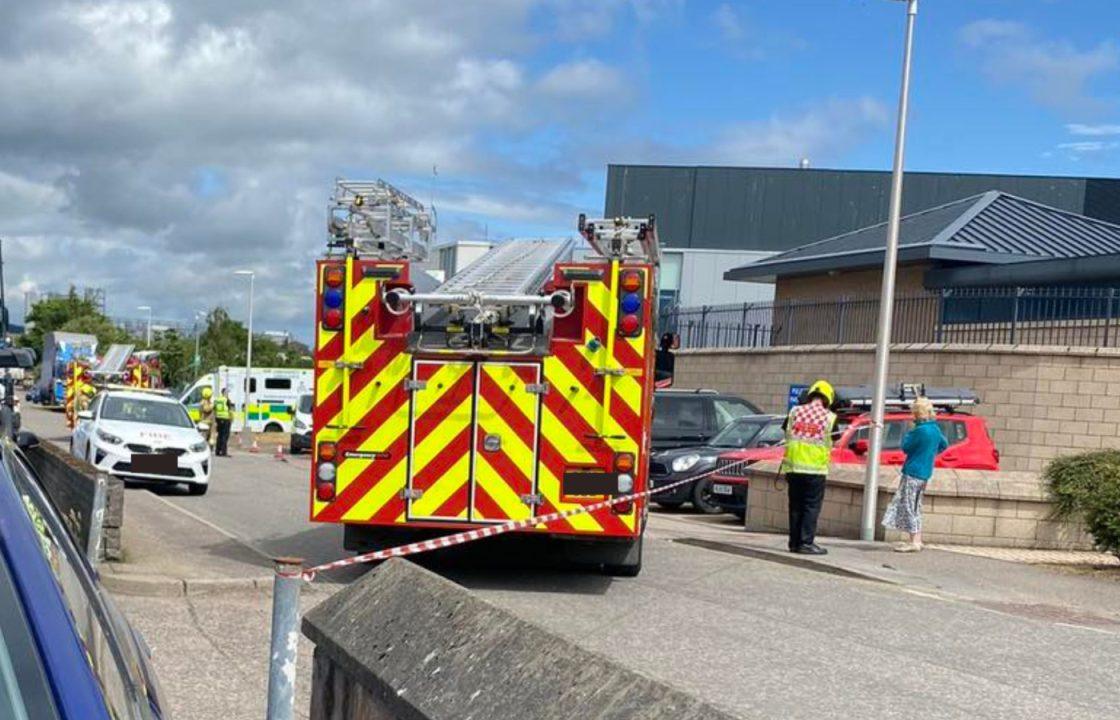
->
xmin=724 ymin=191 xmax=1120 ymax=282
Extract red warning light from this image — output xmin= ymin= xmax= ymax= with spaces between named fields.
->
xmin=619 ymin=314 xmax=640 ymax=335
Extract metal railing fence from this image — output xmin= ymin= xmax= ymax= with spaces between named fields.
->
xmin=660 ymin=287 xmax=1120 ymax=350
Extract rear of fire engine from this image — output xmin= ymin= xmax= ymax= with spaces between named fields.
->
xmin=309 ymin=180 xmax=659 ymax=575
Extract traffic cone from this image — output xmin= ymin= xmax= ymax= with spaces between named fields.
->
xmin=274 ymin=444 xmax=287 ymax=462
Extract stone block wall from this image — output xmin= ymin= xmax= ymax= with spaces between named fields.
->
xmin=25 ymin=440 xmax=124 ymax=561
xmin=675 ymin=343 xmax=1120 ymax=473
xmin=743 ymin=462 xmax=1094 ymax=550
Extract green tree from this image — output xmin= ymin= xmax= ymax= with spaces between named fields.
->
xmin=149 ymin=329 xmax=194 ymax=390
xmin=19 ymin=288 xmax=106 ymax=357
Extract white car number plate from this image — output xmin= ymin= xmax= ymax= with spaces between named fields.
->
xmin=712 ymin=483 xmax=734 ymax=495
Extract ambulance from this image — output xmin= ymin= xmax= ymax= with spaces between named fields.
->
xmin=181 ymin=366 xmax=312 ymax=433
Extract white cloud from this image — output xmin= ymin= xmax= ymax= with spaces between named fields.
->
xmin=536 ymin=59 xmax=627 ymax=100
xmin=959 ymin=19 xmax=1118 ymax=115
xmin=708 ymin=98 xmax=890 ymax=166
xmin=712 ymin=3 xmax=744 ymax=42
xmin=1066 ymin=123 xmax=1120 ymax=136
xmin=1057 ymin=141 xmax=1118 ymax=153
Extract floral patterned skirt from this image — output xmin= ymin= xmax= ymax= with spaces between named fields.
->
xmin=882 ymin=473 xmax=926 ymax=534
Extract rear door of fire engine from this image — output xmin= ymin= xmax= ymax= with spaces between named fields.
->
xmin=405 ymin=360 xmax=542 ymax=523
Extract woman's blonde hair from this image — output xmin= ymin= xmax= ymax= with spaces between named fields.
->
xmin=912 ymin=397 xmax=935 ymax=421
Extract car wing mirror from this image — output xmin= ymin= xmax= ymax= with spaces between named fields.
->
xmin=16 ymin=431 xmax=40 ymax=450
xmin=851 ymin=439 xmax=869 ymax=455
xmin=77 ymin=411 xmax=93 ymax=421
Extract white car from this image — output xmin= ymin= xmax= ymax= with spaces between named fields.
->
xmin=71 ymin=389 xmax=212 ymax=495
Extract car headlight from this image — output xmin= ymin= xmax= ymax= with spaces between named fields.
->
xmin=294 ymin=418 xmax=308 ymax=432
xmin=672 ymin=454 xmax=702 ymax=473
xmin=96 ymin=428 xmax=123 ymax=445
xmin=190 ymin=441 xmax=209 ymax=453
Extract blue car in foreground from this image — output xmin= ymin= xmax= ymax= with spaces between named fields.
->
xmin=0 ymin=432 xmax=166 ymax=719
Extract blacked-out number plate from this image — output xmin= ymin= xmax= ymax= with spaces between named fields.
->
xmin=562 ymin=471 xmax=618 ymax=497
xmin=131 ymin=454 xmax=176 ymax=475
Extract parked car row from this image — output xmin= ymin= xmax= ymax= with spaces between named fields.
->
xmin=649 ymin=389 xmax=1000 ymax=521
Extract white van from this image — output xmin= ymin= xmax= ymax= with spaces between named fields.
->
xmin=181 ymin=366 xmax=313 ymax=433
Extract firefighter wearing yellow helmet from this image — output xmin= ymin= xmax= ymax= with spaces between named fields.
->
xmin=198 ymin=386 xmax=217 ymax=448
xmin=782 ymin=379 xmax=837 ymax=556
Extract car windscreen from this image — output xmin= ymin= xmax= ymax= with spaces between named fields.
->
xmin=100 ymin=397 xmax=193 ymax=428
xmin=298 ymin=394 xmax=312 ymax=414
xmin=709 ymin=419 xmax=766 ymax=448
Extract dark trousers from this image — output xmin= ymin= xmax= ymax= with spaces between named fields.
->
xmin=216 ymin=419 xmax=232 ymax=456
xmin=786 ymin=472 xmax=827 ymax=549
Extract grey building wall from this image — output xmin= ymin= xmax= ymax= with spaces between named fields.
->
xmin=605 ymin=165 xmax=1120 ymax=252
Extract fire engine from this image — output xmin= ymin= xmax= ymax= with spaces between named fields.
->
xmin=309 ymin=179 xmax=660 ymax=575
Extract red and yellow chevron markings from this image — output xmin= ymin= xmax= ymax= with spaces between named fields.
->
xmin=472 ymin=363 xmax=542 ymax=523
xmin=406 ymin=361 xmax=474 ymax=521
xmin=312 ymin=259 xmax=411 ymax=523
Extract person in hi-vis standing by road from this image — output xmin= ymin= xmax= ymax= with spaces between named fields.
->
xmin=214 ymin=388 xmax=232 ymax=457
xmin=782 ymin=380 xmax=837 ymax=555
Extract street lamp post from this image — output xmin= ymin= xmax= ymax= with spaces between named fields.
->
xmin=193 ymin=310 xmax=206 ymax=375
xmin=861 ymin=0 xmax=919 ymax=542
xmin=234 ymin=271 xmax=255 ymax=446
xmin=137 ymin=306 xmax=153 ymax=347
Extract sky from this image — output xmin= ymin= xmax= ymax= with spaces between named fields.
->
xmin=1 ymin=0 xmax=1118 ymax=341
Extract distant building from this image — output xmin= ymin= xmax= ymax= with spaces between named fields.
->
xmin=421 ymin=239 xmax=495 ymax=283
xmin=605 ymin=164 xmax=1120 ymax=313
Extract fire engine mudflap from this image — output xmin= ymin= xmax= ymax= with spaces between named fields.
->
xmin=309 ymin=179 xmax=661 ymax=576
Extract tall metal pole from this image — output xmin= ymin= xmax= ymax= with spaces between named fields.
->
xmin=137 ymin=305 xmax=153 ymax=347
xmin=236 ymin=271 xmax=255 ymax=446
xmin=861 ymin=0 xmax=919 ymax=542
xmin=0 ymin=237 xmax=8 ymax=341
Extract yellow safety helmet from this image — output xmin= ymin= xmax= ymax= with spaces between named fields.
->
xmin=201 ymin=386 xmax=213 ymax=399
xmin=807 ymin=379 xmax=835 ymax=407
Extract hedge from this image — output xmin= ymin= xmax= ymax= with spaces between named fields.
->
xmin=1045 ymin=450 xmax=1120 ymax=559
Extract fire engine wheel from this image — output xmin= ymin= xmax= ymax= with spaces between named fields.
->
xmin=655 ymin=500 xmax=684 ymax=510
xmin=690 ymin=478 xmax=723 ymax=515
xmin=602 ymin=536 xmax=643 ymax=578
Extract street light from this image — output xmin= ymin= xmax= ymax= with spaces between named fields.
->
xmin=137 ymin=305 xmax=153 ymax=347
xmin=234 ymin=270 xmax=255 ymax=446
xmin=861 ymin=0 xmax=919 ymax=542
xmin=193 ymin=310 xmax=206 ymax=375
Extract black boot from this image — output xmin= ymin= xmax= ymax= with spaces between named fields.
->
xmin=795 ymin=544 xmax=828 ymax=556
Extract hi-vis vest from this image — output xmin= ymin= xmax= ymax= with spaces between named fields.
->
xmin=214 ymin=396 xmax=231 ymax=420
xmin=782 ymin=401 xmax=837 ymax=476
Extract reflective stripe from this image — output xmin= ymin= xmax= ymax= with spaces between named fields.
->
xmin=782 ymin=404 xmax=836 ymax=475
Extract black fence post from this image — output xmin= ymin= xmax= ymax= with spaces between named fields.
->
xmin=738 ymin=302 xmax=748 ymax=347
xmin=1010 ymin=288 xmax=1022 ymax=345
xmin=935 ymin=289 xmax=947 ymax=343
xmin=699 ymin=305 xmax=710 ymax=348
xmin=836 ymin=297 xmax=847 ymax=344
xmin=1107 ymin=289 xmax=1116 ymax=348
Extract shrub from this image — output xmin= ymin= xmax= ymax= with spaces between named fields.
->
xmin=1045 ymin=450 xmax=1120 ymax=559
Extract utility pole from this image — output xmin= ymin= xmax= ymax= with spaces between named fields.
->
xmin=0 ymin=237 xmax=8 ymax=342
xmin=861 ymin=0 xmax=919 ymax=541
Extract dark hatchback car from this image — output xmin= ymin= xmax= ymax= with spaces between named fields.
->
xmin=650 ymin=414 xmax=783 ymax=516
xmin=0 ymin=434 xmax=166 ymax=719
xmin=651 ymin=389 xmax=762 ymax=451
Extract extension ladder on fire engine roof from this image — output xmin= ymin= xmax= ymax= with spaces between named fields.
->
xmin=91 ymin=344 xmax=136 ymax=376
xmin=329 ymin=179 xmax=435 ymax=261
xmin=434 ymin=238 xmax=574 ymax=297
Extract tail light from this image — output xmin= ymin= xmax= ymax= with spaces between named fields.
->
xmin=614 ymin=452 xmax=635 ymax=473
xmin=612 ymin=500 xmax=634 ymax=515
xmin=321 ymin=264 xmax=345 ymax=331
xmin=316 ymin=442 xmax=338 ymax=501
xmin=617 ymin=269 xmax=644 ymax=337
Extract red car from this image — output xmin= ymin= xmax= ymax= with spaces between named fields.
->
xmin=708 ymin=411 xmax=999 ymax=516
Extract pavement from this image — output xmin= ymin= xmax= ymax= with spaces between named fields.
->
xmin=19 ymin=405 xmax=1120 ymax=719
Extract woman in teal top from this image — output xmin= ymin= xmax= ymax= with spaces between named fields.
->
xmin=882 ymin=397 xmax=948 ymax=553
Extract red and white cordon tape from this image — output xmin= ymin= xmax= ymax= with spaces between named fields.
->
xmin=290 ymin=457 xmax=757 ymax=581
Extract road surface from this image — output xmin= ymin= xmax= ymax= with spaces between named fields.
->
xmin=21 ymin=405 xmax=1120 ymax=719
